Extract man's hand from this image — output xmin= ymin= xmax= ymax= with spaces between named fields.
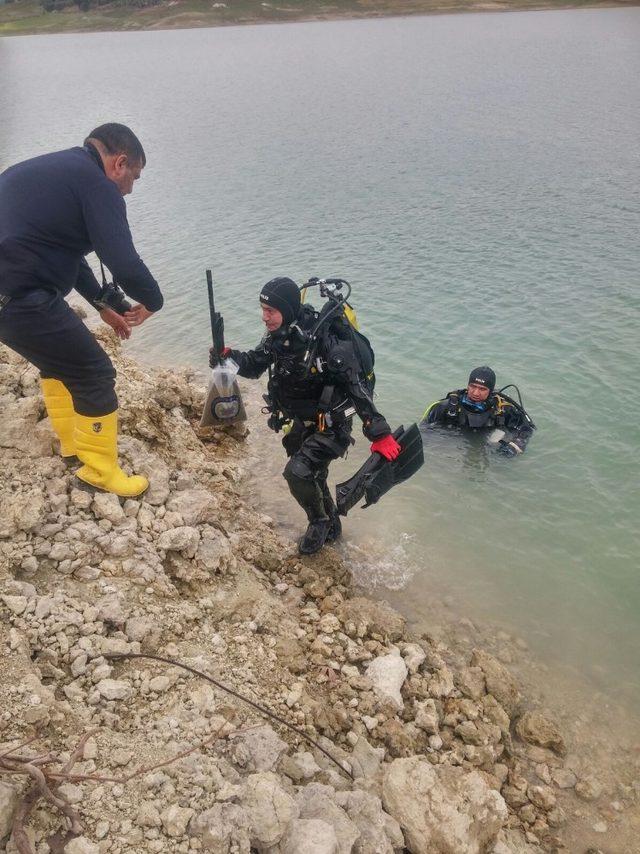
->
xmin=370 ymin=434 xmax=402 ymax=461
xmin=100 ymin=307 xmax=131 ymax=340
xmin=209 ymin=346 xmax=231 ymax=368
xmin=498 ymin=439 xmax=524 ymax=457
xmin=124 ymin=304 xmax=154 ymax=327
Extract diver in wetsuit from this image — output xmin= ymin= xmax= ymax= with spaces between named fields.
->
xmin=218 ymin=277 xmax=401 ymax=555
xmin=421 ymin=366 xmax=535 ymax=457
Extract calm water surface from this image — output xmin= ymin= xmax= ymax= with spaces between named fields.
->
xmin=2 ymin=8 xmax=639 ymax=708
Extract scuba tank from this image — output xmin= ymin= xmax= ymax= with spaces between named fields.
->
xmin=298 ymin=277 xmax=375 ymax=390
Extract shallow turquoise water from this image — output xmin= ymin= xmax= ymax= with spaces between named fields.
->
xmin=2 ymin=8 xmax=639 ymax=703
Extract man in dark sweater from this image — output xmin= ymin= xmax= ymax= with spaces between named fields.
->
xmin=0 ymin=123 xmax=163 ymax=496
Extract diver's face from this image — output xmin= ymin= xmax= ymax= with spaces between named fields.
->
xmin=467 ymin=382 xmax=491 ymax=402
xmin=261 ymin=304 xmax=284 ymax=332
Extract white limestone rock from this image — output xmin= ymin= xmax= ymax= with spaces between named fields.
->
xmin=382 ymin=756 xmax=508 ymax=854
xmin=91 ymin=492 xmax=126 ymax=524
xmin=349 ymin=736 xmax=385 ymax=780
xmin=471 ymin=649 xmax=521 ymax=716
xmin=280 ymin=751 xmax=321 ymax=783
xmin=149 ymin=675 xmax=171 ymax=693
xmin=515 ymin=711 xmax=566 ymax=756
xmin=428 ymin=666 xmax=456 ymax=699
xmin=191 ymin=803 xmax=252 ymax=852
xmin=166 ymin=488 xmax=216 ymax=526
xmin=1 ymin=595 xmax=27 ymax=615
xmin=414 ymin=699 xmax=440 ymax=735
xmin=196 ymin=529 xmax=234 ymax=572
xmin=124 ymin=616 xmax=159 ymax=646
xmin=64 ymin=837 xmax=100 ymax=854
xmin=95 ymin=593 xmax=128 ymax=627
xmin=278 ymin=818 xmax=338 ymax=854
xmin=0 ymin=782 xmax=19 ymax=841
xmin=157 ymin=525 xmax=200 ymax=557
xmin=95 ymin=679 xmax=132 ymax=701
xmin=0 ymin=397 xmax=51 ymax=459
xmin=240 ymin=772 xmax=299 ymax=851
xmin=365 ymin=648 xmax=408 ymax=710
xmin=136 ymin=801 xmax=162 ymax=828
xmin=160 ymin=804 xmax=195 ymax=838
xmin=335 ymin=789 xmax=404 ymax=853
xmin=0 ymin=486 xmax=46 ymax=538
xmin=296 ymin=784 xmax=360 ymax=854
xmin=231 ymin=724 xmax=288 ymax=774
xmin=401 ymin=642 xmax=427 ymax=674
xmin=57 ymin=783 xmax=84 ymax=805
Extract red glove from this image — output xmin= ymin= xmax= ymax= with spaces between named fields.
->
xmin=370 ymin=434 xmax=401 ymax=461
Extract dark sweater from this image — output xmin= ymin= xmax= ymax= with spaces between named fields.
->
xmin=0 ymin=145 xmax=163 ymax=312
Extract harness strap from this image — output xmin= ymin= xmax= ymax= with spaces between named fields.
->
xmin=317 ymin=385 xmax=335 ymax=413
xmin=316 ymin=384 xmax=335 ymax=432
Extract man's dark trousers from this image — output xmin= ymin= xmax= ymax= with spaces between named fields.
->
xmin=0 ymin=289 xmax=117 ymax=416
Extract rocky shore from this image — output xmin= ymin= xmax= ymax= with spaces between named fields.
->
xmin=1 ymin=330 xmax=638 ymax=854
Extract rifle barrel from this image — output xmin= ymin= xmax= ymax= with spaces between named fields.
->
xmin=206 ymin=269 xmax=217 ymax=348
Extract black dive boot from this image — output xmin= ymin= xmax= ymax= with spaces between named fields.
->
xmin=299 ymin=518 xmax=332 ymax=555
xmin=284 ymin=468 xmax=332 ymax=556
xmin=322 ymin=481 xmax=342 ymax=543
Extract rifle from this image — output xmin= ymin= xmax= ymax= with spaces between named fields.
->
xmin=207 ymin=268 xmax=225 ymax=366
xmin=200 ymin=268 xmax=246 ymax=427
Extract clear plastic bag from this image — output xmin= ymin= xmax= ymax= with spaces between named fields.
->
xmin=200 ymin=358 xmax=247 ymax=426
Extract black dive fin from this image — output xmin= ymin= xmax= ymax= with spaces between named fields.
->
xmin=335 ymin=423 xmax=424 ymax=516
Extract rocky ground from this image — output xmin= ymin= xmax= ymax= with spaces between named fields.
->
xmin=1 ymin=330 xmax=639 ymax=854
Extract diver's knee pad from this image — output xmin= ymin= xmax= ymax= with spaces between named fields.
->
xmin=283 ymin=454 xmax=316 ymax=485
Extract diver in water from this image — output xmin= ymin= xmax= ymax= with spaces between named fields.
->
xmin=420 ymin=366 xmax=535 ymax=457
xmin=216 ymin=276 xmax=401 ymax=555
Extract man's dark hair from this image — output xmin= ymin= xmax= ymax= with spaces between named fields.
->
xmin=85 ymin=123 xmax=146 ymax=166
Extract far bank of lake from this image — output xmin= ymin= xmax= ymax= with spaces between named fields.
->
xmin=1 ymin=0 xmax=639 ymax=37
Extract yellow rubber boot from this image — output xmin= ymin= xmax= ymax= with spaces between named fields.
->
xmin=40 ymin=378 xmax=76 ymax=457
xmin=74 ymin=411 xmax=149 ymax=498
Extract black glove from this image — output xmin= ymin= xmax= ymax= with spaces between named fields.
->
xmin=498 ymin=438 xmax=523 ymax=458
xmin=209 ymin=346 xmax=231 ymax=368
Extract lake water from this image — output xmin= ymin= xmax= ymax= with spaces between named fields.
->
xmin=2 ymin=8 xmax=639 ymax=712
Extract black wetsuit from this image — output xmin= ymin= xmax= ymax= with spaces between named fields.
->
xmin=421 ymin=389 xmax=534 ymax=454
xmin=227 ymin=305 xmax=391 ymax=523
xmin=0 ymin=144 xmax=162 ymax=415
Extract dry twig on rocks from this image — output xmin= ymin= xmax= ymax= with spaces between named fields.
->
xmin=0 ymin=720 xmax=230 ymax=853
xmin=106 ymin=650 xmax=355 ymax=779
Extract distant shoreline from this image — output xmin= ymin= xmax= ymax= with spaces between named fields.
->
xmin=1 ymin=0 xmax=638 ymax=38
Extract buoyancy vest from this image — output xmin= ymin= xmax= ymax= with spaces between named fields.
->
xmin=444 ymin=391 xmax=510 ymax=429
xmin=266 ymin=305 xmax=375 ymax=428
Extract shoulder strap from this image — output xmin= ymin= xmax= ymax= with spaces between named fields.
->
xmin=446 ymin=392 xmax=460 ymax=419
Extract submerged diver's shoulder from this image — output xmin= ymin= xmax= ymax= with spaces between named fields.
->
xmin=421 ymin=392 xmax=457 ymax=424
